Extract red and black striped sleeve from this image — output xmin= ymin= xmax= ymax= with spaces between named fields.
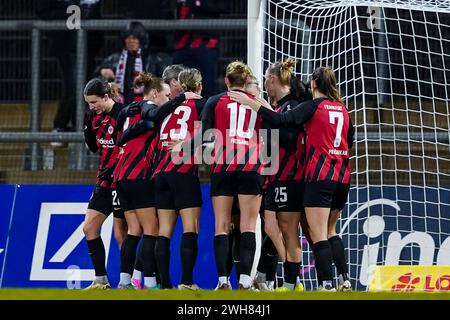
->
xmin=142 ymin=93 xmax=186 ymax=123
xmin=258 ymin=100 xmax=317 ymax=128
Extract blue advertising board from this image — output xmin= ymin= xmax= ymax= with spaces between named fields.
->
xmin=0 ymin=184 xmax=448 ymax=290
xmin=0 ymin=184 xmax=16 ymax=285
xmin=0 ymin=184 xmax=222 ymax=289
xmin=341 ymin=185 xmax=450 ymax=289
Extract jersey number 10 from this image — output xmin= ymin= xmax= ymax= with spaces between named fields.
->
xmin=227 ymin=103 xmax=257 ymax=139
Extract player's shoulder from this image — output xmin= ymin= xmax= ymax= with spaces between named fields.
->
xmin=296 ymin=99 xmax=317 ymax=110
xmin=193 ymin=97 xmax=208 ymax=109
xmin=206 ymin=92 xmax=228 ymax=106
xmin=282 ymin=96 xmax=301 ymax=111
xmin=111 ymin=102 xmax=125 ymax=117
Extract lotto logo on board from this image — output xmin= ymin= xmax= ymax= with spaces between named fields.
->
xmin=369 ymin=266 xmax=450 ymax=292
xmin=391 ymin=272 xmax=450 ymax=292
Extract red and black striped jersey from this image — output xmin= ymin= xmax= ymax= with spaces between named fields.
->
xmin=153 ymin=98 xmax=205 ymax=176
xmin=114 ymin=100 xmax=159 ymax=182
xmin=83 ymin=102 xmax=124 ymax=188
xmin=258 ymin=98 xmax=354 ymax=184
xmin=201 ymin=91 xmax=265 ymax=174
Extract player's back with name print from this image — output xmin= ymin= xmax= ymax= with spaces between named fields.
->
xmin=212 ymin=92 xmax=264 ymax=173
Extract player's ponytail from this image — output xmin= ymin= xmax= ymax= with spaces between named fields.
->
xmin=84 ymin=78 xmax=118 ymax=100
xmin=178 ymin=68 xmax=202 ymax=92
xmin=311 ymin=66 xmax=343 ymax=104
xmin=268 ymin=57 xmax=295 ymax=86
xmin=290 ymin=76 xmax=312 ymax=102
xmin=226 ymin=61 xmax=252 ymax=87
xmin=134 ymin=72 xmax=164 ymax=95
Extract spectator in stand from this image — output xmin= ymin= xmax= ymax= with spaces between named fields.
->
xmin=121 ymin=0 xmax=174 ymax=76
xmin=94 ymin=21 xmax=172 ymax=105
xmin=172 ymin=0 xmax=228 ymax=98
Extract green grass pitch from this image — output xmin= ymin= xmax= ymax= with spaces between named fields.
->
xmin=0 ymin=289 xmax=449 ymax=300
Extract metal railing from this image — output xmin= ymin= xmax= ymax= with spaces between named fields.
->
xmin=0 ymin=19 xmax=248 ymax=172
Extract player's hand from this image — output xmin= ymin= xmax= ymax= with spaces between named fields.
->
xmin=167 ymin=139 xmax=183 ymax=152
xmin=140 ymin=102 xmax=153 ymax=119
xmin=184 ymin=92 xmax=202 ymax=100
xmin=254 ymin=96 xmax=272 ymax=109
xmin=228 ymin=91 xmax=261 ymax=112
xmin=117 ymin=132 xmax=126 ymax=147
xmin=126 ymin=103 xmax=141 ymax=117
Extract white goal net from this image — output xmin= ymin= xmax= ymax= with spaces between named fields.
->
xmin=253 ymin=0 xmax=450 ymax=290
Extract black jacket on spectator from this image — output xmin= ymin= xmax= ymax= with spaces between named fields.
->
xmin=175 ymin=0 xmax=228 ymax=50
xmin=93 ymin=21 xmax=173 ymax=105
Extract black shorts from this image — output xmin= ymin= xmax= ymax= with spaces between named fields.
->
xmin=115 ymin=179 xmax=155 ymax=211
xmin=210 ymin=171 xmax=264 ymax=197
xmin=265 ymin=180 xmax=304 ymax=213
xmin=88 ymin=186 xmax=125 ymax=219
xmin=303 ymin=181 xmax=350 ymax=210
xmin=155 ymin=172 xmax=203 ymax=210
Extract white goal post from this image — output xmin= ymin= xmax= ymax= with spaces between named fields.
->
xmin=248 ymin=0 xmax=450 ymax=290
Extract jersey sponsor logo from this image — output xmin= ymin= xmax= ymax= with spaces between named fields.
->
xmin=30 ymin=203 xmax=113 ymax=282
xmin=97 ymin=137 xmax=115 ymax=147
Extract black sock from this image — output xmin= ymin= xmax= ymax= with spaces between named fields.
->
xmin=328 ymin=235 xmax=349 ymax=279
xmin=120 ymin=234 xmax=140 ymax=274
xmin=232 ymin=229 xmax=241 ymax=279
xmin=239 ymin=232 xmax=256 ymax=276
xmin=86 ymin=237 xmax=107 ymax=277
xmin=256 ymin=236 xmax=268 ymax=274
xmin=226 ymin=232 xmax=234 ymax=276
xmin=180 ymin=232 xmax=198 ymax=285
xmin=155 ymin=236 xmax=172 ymax=289
xmin=134 ymin=239 xmax=144 ymax=272
xmin=314 ymin=258 xmax=323 ymax=286
xmin=284 ymin=261 xmax=300 ymax=285
xmin=142 ymin=234 xmax=157 ymax=278
xmin=214 ymin=234 xmax=229 ymax=277
xmin=263 ymin=236 xmax=279 ymax=281
xmin=313 ymin=240 xmax=333 ymax=282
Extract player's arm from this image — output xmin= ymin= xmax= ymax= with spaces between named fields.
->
xmin=229 ymin=90 xmax=317 ymax=127
xmin=117 ymin=120 xmax=153 ymax=147
xmin=278 ymin=102 xmax=306 ymax=151
xmin=200 ymin=94 xmax=222 ymax=141
xmin=83 ymin=111 xmax=99 ymax=153
xmin=142 ymin=92 xmax=202 ymax=123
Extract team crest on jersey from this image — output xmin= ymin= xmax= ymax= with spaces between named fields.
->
xmin=108 ymin=126 xmax=114 ymax=134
